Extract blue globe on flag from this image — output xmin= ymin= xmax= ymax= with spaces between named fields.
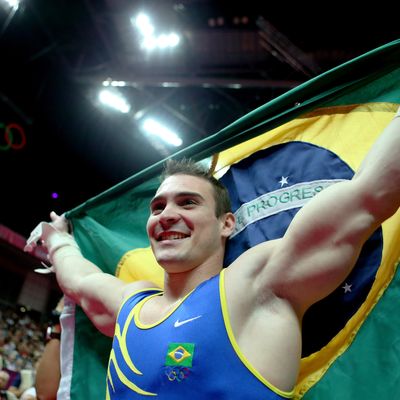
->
xmin=220 ymin=141 xmax=383 ymax=356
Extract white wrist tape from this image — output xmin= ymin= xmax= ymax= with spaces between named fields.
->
xmin=24 ymin=221 xmax=81 ymax=264
xmin=34 ymin=262 xmax=55 ymax=274
xmin=47 ymin=235 xmax=81 ymax=264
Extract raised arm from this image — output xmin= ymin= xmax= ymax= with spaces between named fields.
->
xmin=260 ymin=107 xmax=400 ymax=314
xmin=25 ymin=212 xmax=155 ymax=336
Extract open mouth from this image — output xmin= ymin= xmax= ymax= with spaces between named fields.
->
xmin=156 ymin=232 xmax=190 ymax=241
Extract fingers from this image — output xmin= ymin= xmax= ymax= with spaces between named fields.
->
xmin=25 ymin=212 xmax=69 ymax=253
xmin=24 ymin=222 xmax=42 ymax=252
xmin=50 ymin=211 xmax=68 ymax=229
xmin=50 ymin=211 xmax=59 ymax=221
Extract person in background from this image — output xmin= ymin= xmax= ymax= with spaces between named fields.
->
xmin=20 ymin=386 xmax=37 ymax=400
xmin=35 ymin=299 xmax=63 ymax=400
xmin=0 ymin=370 xmax=18 ymax=400
xmin=0 ymin=304 xmax=44 ymax=397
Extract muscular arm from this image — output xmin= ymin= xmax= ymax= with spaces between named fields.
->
xmin=259 ymin=108 xmax=400 ymax=314
xmin=52 ymin=245 xmax=128 ymax=336
xmin=26 ymin=212 xmax=157 ymax=336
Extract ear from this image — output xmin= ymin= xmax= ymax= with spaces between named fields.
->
xmin=220 ymin=212 xmax=236 ymax=239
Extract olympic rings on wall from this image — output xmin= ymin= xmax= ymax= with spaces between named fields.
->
xmin=0 ymin=122 xmax=26 ymax=151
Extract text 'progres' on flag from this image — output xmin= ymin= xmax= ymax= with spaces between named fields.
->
xmin=232 ymin=179 xmax=347 ymax=237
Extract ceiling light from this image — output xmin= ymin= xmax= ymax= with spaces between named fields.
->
xmin=110 ymin=81 xmax=127 ymax=87
xmin=157 ymin=34 xmax=170 ymax=49
xmin=133 ymin=13 xmax=154 ymax=36
xmin=3 ymin=0 xmax=19 ymax=10
xmin=132 ymin=13 xmax=181 ymax=51
xmin=142 ymin=118 xmax=182 ymax=147
xmin=98 ymin=90 xmax=131 ymax=114
xmin=167 ymin=33 xmax=180 ymax=47
xmin=141 ymin=35 xmax=157 ymax=50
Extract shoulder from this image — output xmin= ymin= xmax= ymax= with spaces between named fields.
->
xmin=121 ymin=280 xmax=162 ymax=302
xmin=226 ymin=238 xmax=281 ymax=281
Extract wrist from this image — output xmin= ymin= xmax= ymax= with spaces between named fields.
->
xmin=45 ymin=310 xmax=62 ymax=343
xmin=45 ymin=324 xmax=61 ymax=343
xmin=47 ymin=233 xmax=81 ymax=263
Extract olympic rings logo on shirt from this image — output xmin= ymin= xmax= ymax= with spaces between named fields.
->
xmin=0 ymin=122 xmax=26 ymax=151
xmin=164 ymin=366 xmax=191 ymax=382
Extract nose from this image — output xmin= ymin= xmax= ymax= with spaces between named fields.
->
xmin=158 ymin=203 xmax=180 ymax=228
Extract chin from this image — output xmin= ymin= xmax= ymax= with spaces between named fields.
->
xmin=156 ymin=257 xmax=192 ymax=273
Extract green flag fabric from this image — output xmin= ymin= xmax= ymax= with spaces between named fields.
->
xmin=64 ymin=39 xmax=400 ymax=400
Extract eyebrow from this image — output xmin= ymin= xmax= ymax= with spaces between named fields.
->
xmin=150 ymin=191 xmax=205 ymax=207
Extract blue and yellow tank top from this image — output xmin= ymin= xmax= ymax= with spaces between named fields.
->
xmin=106 ymin=269 xmax=294 ymax=399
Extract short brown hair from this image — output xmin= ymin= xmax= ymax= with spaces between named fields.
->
xmin=161 ymin=158 xmax=231 ymax=217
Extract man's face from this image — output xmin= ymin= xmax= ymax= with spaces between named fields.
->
xmin=146 ymin=174 xmax=233 ymax=273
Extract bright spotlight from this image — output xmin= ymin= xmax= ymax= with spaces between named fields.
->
xmin=141 ymin=35 xmax=157 ymax=50
xmin=3 ymin=0 xmax=19 ymax=10
xmin=98 ymin=90 xmax=131 ymax=114
xmin=132 ymin=12 xmax=181 ymax=51
xmin=157 ymin=34 xmax=170 ymax=49
xmin=110 ymin=81 xmax=127 ymax=87
xmin=168 ymin=33 xmax=180 ymax=47
xmin=142 ymin=118 xmax=182 ymax=147
xmin=133 ymin=13 xmax=154 ymax=36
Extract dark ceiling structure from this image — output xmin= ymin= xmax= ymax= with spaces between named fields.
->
xmin=1 ymin=0 xmax=399 ymax=238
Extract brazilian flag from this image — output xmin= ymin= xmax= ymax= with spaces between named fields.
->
xmin=64 ymin=39 xmax=400 ymax=400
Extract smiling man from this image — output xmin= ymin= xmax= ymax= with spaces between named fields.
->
xmin=25 ymin=107 xmax=400 ymax=399
xmin=147 ymin=171 xmax=234 ymax=275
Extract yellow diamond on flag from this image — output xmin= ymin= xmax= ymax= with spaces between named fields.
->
xmin=169 ymin=346 xmax=190 ymax=363
xmin=165 ymin=343 xmax=195 ymax=367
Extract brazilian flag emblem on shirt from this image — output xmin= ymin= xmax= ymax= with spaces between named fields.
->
xmin=165 ymin=343 xmax=195 ymax=367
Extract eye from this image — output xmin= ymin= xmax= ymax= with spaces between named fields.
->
xmin=150 ymin=202 xmax=165 ymax=215
xmin=180 ymin=198 xmax=197 ymax=207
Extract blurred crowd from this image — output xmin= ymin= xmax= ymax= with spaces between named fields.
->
xmin=0 ymin=302 xmax=46 ymax=400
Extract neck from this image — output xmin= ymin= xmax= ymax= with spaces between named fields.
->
xmin=162 ymin=259 xmax=222 ymax=302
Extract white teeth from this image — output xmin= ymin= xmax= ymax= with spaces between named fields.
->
xmin=158 ymin=232 xmax=188 ymax=241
